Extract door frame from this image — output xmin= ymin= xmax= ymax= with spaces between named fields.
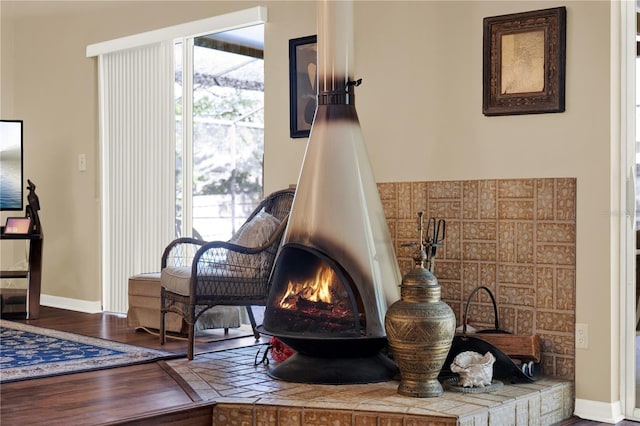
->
xmin=619 ymin=0 xmax=638 ymax=420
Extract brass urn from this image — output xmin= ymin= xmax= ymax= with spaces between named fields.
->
xmin=384 ymin=212 xmax=456 ymax=397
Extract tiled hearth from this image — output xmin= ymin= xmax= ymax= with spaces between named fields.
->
xmin=167 ymin=345 xmax=573 ymax=426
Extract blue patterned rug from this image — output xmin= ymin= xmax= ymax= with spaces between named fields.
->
xmin=0 ymin=319 xmax=177 ymax=383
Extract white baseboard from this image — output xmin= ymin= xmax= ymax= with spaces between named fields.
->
xmin=574 ymin=398 xmax=625 ymax=424
xmin=40 ymin=294 xmax=102 ymax=314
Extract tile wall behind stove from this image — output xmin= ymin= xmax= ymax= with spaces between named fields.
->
xmin=378 ymin=178 xmax=576 ymax=380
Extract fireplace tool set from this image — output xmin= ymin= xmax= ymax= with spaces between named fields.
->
xmin=401 ymin=212 xmax=446 ymax=273
xmin=425 ymin=216 xmax=446 ymax=272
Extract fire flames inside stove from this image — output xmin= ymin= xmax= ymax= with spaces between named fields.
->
xmin=265 ymin=245 xmax=364 ymax=337
xmin=280 ymin=263 xmax=339 ymax=309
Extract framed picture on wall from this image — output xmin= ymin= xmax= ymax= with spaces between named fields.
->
xmin=482 ymin=7 xmax=566 ymax=116
xmin=289 ymin=35 xmax=317 ymax=138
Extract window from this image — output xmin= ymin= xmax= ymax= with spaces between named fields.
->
xmin=175 ymin=25 xmax=265 ymax=241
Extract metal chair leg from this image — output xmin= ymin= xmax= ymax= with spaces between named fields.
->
xmin=159 ymin=288 xmax=166 ymax=345
xmin=187 ymin=324 xmax=195 ymax=360
xmin=245 ymin=305 xmax=260 ymax=339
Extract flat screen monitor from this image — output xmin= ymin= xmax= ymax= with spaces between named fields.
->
xmin=0 ymin=120 xmax=24 ymax=211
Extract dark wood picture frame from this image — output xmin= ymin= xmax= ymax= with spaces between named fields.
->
xmin=483 ymin=7 xmax=566 ymax=116
xmin=289 ymin=35 xmax=317 ymax=138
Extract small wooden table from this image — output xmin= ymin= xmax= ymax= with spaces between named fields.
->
xmin=0 ymin=230 xmax=43 ymax=319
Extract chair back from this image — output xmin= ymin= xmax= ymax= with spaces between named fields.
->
xmin=191 ymin=188 xmax=295 ymax=301
xmin=246 ymin=188 xmax=295 ymax=224
xmin=250 ymin=188 xmax=295 ymax=286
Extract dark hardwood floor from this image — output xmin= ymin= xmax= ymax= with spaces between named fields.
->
xmin=0 ymin=306 xmax=638 ymax=425
xmin=1 ymin=306 xmax=267 ymax=426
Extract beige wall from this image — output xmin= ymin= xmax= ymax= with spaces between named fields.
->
xmin=0 ymin=0 xmax=621 ymax=410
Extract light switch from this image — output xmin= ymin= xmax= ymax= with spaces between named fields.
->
xmin=78 ymin=154 xmax=87 ymax=172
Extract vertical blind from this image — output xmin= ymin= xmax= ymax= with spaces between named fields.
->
xmin=98 ymin=42 xmax=175 ymax=313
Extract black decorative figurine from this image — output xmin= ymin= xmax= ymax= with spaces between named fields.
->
xmin=25 ymin=179 xmax=41 ymax=234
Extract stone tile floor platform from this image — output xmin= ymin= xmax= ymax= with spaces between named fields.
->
xmin=166 ymin=345 xmax=573 ymax=425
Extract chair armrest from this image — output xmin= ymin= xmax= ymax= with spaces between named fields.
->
xmin=161 ymin=237 xmax=206 ymax=269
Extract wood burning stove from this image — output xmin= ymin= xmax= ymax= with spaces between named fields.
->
xmin=259 ymin=0 xmax=401 ymax=384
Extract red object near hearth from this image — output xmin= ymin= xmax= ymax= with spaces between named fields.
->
xmin=269 ymin=337 xmax=295 ymax=363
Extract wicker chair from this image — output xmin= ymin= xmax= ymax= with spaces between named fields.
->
xmin=159 ymin=188 xmax=295 ymax=359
